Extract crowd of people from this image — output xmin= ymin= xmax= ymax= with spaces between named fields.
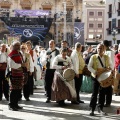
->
xmin=0 ymin=39 xmax=120 ymax=116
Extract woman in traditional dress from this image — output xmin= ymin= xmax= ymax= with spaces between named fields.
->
xmin=51 ymin=48 xmax=77 ymax=106
xmin=81 ymin=48 xmax=97 ymax=93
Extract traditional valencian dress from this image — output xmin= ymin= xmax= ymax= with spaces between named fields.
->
xmin=8 ymin=50 xmax=24 ymax=109
xmin=8 ymin=50 xmax=24 ymax=90
xmin=51 ymin=54 xmax=76 ymax=102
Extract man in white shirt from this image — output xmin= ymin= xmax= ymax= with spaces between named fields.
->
xmin=45 ymin=40 xmax=59 ymax=103
xmin=88 ymin=44 xmax=112 ymax=116
xmin=71 ymin=42 xmax=85 ymax=103
xmin=0 ymin=44 xmax=9 ymax=101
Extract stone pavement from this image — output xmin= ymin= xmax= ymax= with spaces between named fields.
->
xmin=0 ymin=87 xmax=120 ymax=120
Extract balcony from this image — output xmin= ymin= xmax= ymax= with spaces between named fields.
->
xmin=0 ymin=0 xmax=11 ymax=8
xmin=106 ymin=28 xmax=111 ymax=35
xmin=20 ymin=0 xmax=32 ymax=9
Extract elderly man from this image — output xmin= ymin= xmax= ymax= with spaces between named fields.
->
xmin=0 ymin=44 xmax=9 ymax=101
xmin=88 ymin=44 xmax=113 ymax=116
xmin=8 ymin=41 xmax=24 ymax=111
xmin=71 ymin=42 xmax=85 ymax=104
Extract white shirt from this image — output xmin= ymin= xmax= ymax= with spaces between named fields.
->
xmin=0 ymin=52 xmax=7 ymax=63
xmin=88 ymin=54 xmax=112 ymax=74
xmin=52 ymin=55 xmax=73 ymax=70
xmin=8 ymin=57 xmax=21 ymax=69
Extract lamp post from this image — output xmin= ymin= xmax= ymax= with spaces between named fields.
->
xmin=111 ymin=28 xmax=118 ymax=44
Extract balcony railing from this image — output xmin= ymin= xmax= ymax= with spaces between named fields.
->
xmin=106 ymin=28 xmax=111 ymax=35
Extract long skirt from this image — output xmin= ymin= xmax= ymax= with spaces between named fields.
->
xmin=51 ymin=72 xmax=76 ymax=101
xmin=10 ymin=68 xmax=24 ymax=90
xmin=81 ymin=76 xmax=93 ymax=93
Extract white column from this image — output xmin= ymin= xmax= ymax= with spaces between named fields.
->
xmin=63 ymin=1 xmax=66 ymax=41
xmin=56 ymin=22 xmax=58 ymax=43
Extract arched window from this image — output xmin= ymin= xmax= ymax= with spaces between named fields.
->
xmin=0 ymin=0 xmax=11 ymax=8
xmin=20 ymin=0 xmax=32 ymax=10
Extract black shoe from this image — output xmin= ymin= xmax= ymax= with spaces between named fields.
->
xmin=104 ymin=104 xmax=110 ymax=107
xmin=71 ymin=101 xmax=79 ymax=104
xmin=8 ymin=105 xmax=18 ymax=111
xmin=6 ymin=98 xmax=9 ymax=101
xmin=26 ymin=98 xmax=30 ymax=101
xmin=59 ymin=102 xmax=66 ymax=107
xmin=90 ymin=111 xmax=95 ymax=116
xmin=46 ymin=98 xmax=51 ymax=103
xmin=16 ymin=105 xmax=23 ymax=109
xmin=97 ymin=106 xmax=107 ymax=115
xmin=78 ymin=100 xmax=84 ymax=103
xmin=114 ymin=93 xmax=119 ymax=96
xmin=9 ymin=107 xmax=18 ymax=111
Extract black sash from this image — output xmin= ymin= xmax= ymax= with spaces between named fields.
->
xmin=98 ymin=56 xmax=105 ymax=68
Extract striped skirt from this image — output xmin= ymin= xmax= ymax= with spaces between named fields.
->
xmin=10 ymin=68 xmax=24 ymax=89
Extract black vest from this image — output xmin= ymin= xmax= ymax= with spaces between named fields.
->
xmin=46 ymin=49 xmax=59 ymax=69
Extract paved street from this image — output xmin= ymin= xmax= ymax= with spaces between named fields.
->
xmin=0 ymin=87 xmax=120 ymax=120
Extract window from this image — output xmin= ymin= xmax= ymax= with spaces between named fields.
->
xmin=98 ymin=12 xmax=102 ymax=16
xmin=118 ymin=2 xmax=120 ymax=10
xmin=98 ymin=24 xmax=102 ymax=28
xmin=107 ymin=21 xmax=111 ymax=34
xmin=89 ymin=12 xmax=94 ymax=16
xmin=118 ymin=20 xmax=120 ymax=27
xmin=89 ymin=23 xmax=94 ymax=28
xmin=118 ymin=20 xmax=120 ymax=33
xmin=88 ymin=34 xmax=94 ymax=39
xmin=118 ymin=2 xmax=120 ymax=16
xmin=108 ymin=4 xmax=112 ymax=18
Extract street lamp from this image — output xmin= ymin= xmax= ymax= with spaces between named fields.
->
xmin=111 ymin=28 xmax=118 ymax=44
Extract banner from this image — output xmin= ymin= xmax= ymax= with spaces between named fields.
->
xmin=15 ymin=10 xmax=50 ymax=17
xmin=0 ymin=17 xmax=53 ymax=42
xmin=74 ymin=22 xmax=84 ymax=45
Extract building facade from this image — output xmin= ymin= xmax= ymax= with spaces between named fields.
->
xmin=105 ymin=0 xmax=120 ymax=45
xmin=82 ymin=0 xmax=105 ymax=45
xmin=0 ymin=0 xmax=83 ymax=47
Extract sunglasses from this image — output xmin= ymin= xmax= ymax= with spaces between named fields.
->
xmin=21 ymin=48 xmax=26 ymax=49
